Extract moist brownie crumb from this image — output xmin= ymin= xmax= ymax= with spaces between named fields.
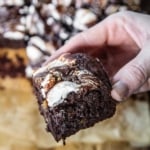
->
xmin=33 ymin=53 xmax=116 ymax=143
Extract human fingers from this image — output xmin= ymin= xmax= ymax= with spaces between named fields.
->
xmin=111 ymin=41 xmax=150 ymax=101
xmin=47 ymin=11 xmax=139 ymax=62
xmin=48 ymin=20 xmax=108 ymax=62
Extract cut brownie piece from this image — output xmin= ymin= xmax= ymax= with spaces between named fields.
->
xmin=32 ymin=53 xmax=116 ymax=143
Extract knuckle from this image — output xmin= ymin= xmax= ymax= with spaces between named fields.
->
xmin=121 ymin=63 xmax=147 ymax=94
xmin=127 ymin=63 xmax=147 ymax=84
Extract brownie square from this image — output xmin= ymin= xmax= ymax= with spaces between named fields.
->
xmin=32 ymin=53 xmax=116 ymax=143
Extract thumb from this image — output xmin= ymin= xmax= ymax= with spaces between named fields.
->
xmin=111 ymin=42 xmax=150 ymax=101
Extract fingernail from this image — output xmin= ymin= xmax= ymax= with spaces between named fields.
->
xmin=111 ymin=81 xmax=129 ymax=101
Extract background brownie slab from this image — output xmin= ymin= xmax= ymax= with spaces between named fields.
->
xmin=33 ymin=53 xmax=116 ymax=142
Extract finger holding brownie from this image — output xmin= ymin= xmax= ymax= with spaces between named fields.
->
xmin=48 ymin=11 xmax=150 ymax=101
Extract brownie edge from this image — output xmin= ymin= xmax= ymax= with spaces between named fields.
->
xmin=32 ymin=53 xmax=117 ymax=143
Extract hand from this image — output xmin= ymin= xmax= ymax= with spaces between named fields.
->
xmin=48 ymin=11 xmax=150 ymax=101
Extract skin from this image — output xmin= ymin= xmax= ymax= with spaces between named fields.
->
xmin=47 ymin=11 xmax=150 ymax=101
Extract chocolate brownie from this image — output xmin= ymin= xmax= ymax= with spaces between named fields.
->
xmin=32 ymin=53 xmax=116 ymax=143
